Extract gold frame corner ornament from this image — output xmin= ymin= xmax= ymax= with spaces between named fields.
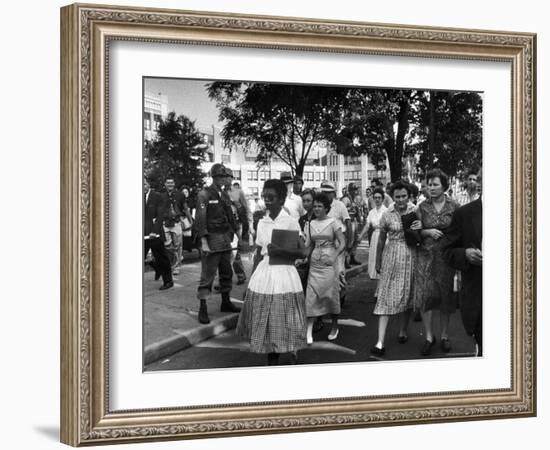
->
xmin=60 ymin=2 xmax=536 ymax=446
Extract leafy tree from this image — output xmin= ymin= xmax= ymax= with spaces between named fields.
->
xmin=333 ymin=89 xmax=482 ymax=182
xmin=207 ymin=82 xmax=346 ymax=178
xmin=409 ymin=91 xmax=483 ymax=179
xmin=145 ymin=112 xmax=206 ymax=191
xmin=207 ymin=81 xmax=482 ymax=184
xmin=329 ymin=89 xmax=416 ymax=182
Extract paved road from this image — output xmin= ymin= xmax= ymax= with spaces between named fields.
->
xmin=146 ymin=270 xmax=476 ymax=371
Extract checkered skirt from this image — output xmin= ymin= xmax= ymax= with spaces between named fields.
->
xmin=236 ymin=258 xmax=307 ymax=353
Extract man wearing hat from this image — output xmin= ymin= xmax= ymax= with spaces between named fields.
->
xmin=222 ymin=168 xmax=248 ymax=285
xmin=280 ymin=171 xmax=305 ymax=220
xmin=293 ymin=175 xmax=304 ymax=196
xmin=194 ymin=163 xmax=240 ymax=324
xmin=320 ymin=181 xmax=352 ymax=305
xmin=341 ymin=182 xmax=362 ymax=266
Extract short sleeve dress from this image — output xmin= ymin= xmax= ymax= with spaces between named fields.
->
xmin=304 ymin=218 xmax=341 ymax=317
xmin=413 ymin=196 xmax=459 ymax=313
xmin=373 ymin=204 xmax=416 ymax=315
xmin=236 ymin=209 xmax=307 ymax=353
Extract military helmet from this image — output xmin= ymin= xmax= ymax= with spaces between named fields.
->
xmin=210 ymin=163 xmax=227 ymax=178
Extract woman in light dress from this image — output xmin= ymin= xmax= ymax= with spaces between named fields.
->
xmin=370 ymin=181 xmax=421 ymax=356
xmin=304 ymin=193 xmax=346 ymax=344
xmin=358 ymin=187 xmax=388 ymax=284
xmin=236 ymin=179 xmax=308 ymax=366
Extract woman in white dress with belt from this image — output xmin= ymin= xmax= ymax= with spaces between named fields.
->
xmin=358 ymin=187 xmax=388 ymax=283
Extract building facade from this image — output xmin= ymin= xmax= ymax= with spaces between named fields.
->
xmin=200 ymin=126 xmax=327 ymax=198
xmin=143 ymin=92 xmax=169 ymax=142
xmin=326 ymin=149 xmax=389 ymax=196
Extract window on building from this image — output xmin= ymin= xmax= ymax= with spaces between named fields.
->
xmin=233 ymin=170 xmax=241 ymax=180
xmin=143 ymin=112 xmax=151 ymax=130
xmin=221 ymin=154 xmax=231 ymax=164
xmin=259 ymin=171 xmax=267 ymax=181
xmin=153 ymin=114 xmax=162 ymax=131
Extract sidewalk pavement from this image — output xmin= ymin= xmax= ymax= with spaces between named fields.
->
xmin=144 ymin=244 xmax=370 ymax=365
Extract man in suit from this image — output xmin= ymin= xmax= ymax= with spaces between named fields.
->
xmin=144 ymin=178 xmax=173 ymax=290
xmin=441 ymin=172 xmax=482 ymax=355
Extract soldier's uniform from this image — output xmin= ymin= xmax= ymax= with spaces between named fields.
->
xmin=194 ymin=164 xmax=240 ymax=324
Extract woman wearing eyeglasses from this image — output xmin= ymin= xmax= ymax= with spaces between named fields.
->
xmin=358 ymin=187 xmax=388 ymax=286
xmin=236 ymin=179 xmax=308 ymax=366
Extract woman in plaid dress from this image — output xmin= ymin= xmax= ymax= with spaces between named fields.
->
xmin=236 ymin=179 xmax=307 ymax=366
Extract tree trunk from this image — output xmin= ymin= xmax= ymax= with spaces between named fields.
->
xmin=295 ymin=161 xmax=305 ymax=178
xmin=385 ymin=138 xmax=401 ymax=182
xmin=427 ymin=91 xmax=436 ymax=173
xmin=394 ymin=99 xmax=410 ymax=181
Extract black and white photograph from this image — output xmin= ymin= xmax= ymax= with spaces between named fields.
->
xmin=142 ymin=77 xmax=483 ymax=371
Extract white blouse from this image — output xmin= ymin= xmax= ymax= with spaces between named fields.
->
xmin=256 ymin=209 xmax=301 ymax=256
xmin=366 ymin=205 xmax=388 ymax=230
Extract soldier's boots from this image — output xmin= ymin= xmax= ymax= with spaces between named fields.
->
xmin=198 ymin=299 xmax=210 ymax=324
xmin=220 ymin=292 xmax=241 ymax=313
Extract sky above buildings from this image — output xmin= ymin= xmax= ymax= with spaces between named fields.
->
xmin=144 ymin=78 xmax=221 ymax=132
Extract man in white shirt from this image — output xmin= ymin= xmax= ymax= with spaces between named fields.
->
xmin=280 ymin=172 xmax=306 ymax=220
xmin=455 ymin=170 xmax=480 ymax=206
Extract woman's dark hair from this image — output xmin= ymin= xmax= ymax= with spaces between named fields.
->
xmin=389 ymin=180 xmax=412 ymax=197
xmin=408 ymin=182 xmax=419 ymax=197
xmin=263 ymin=179 xmax=287 ymax=202
xmin=301 ymin=188 xmax=315 ymax=200
xmin=426 ymin=168 xmax=449 ymax=191
xmin=372 ymin=187 xmax=385 ymax=199
xmin=313 ymin=192 xmax=332 ymax=213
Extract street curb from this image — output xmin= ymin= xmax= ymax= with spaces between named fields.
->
xmin=144 ymin=312 xmax=239 ymax=366
xmin=144 ymin=263 xmax=368 ymax=366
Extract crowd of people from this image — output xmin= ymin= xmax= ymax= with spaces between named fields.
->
xmin=144 ymin=163 xmax=482 ymax=366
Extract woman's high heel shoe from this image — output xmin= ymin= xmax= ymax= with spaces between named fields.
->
xmin=328 ymin=328 xmax=339 ymax=341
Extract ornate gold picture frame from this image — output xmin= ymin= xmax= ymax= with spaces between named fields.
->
xmin=60 ymin=3 xmax=536 ymax=446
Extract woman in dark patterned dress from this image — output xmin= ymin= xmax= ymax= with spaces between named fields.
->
xmin=414 ymin=169 xmax=460 ymax=356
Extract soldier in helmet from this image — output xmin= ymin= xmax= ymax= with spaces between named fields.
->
xmin=194 ymin=163 xmax=240 ymax=324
